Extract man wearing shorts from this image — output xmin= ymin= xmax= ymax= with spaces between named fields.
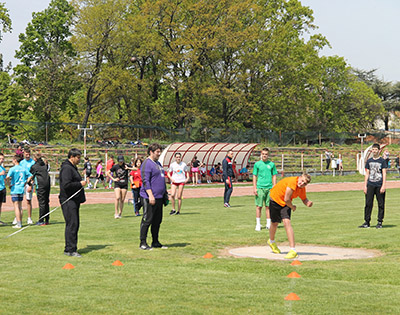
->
xmin=0 ymin=153 xmax=6 ymax=225
xmin=6 ymin=155 xmax=32 ymax=229
xmin=19 ymin=149 xmax=35 ymax=224
xmin=267 ymin=174 xmax=313 ymax=259
xmin=167 ymin=153 xmax=189 ymax=215
xmin=253 ymin=148 xmax=277 ymax=231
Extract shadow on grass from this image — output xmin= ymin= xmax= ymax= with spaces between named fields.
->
xmin=170 ymin=212 xmax=200 ymax=216
xmin=380 ymin=224 xmax=396 ymax=228
xmin=165 ymin=242 xmax=191 ymax=248
xmin=79 ymin=244 xmax=113 ymax=254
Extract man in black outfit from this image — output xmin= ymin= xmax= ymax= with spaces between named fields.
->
xmin=222 ymin=150 xmax=235 ymax=208
xmin=59 ymin=148 xmax=86 ymax=257
xmin=28 ymin=153 xmax=51 ymax=225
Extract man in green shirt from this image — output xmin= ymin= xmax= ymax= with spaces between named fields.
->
xmin=253 ymin=148 xmax=277 ymax=231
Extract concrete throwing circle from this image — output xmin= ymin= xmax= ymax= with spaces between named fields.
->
xmin=228 ymin=245 xmax=381 ymax=261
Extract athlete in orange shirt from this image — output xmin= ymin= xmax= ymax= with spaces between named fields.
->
xmin=267 ymin=174 xmax=313 ymax=259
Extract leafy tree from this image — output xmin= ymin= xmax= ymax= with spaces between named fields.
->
xmin=14 ymin=0 xmax=79 ymax=139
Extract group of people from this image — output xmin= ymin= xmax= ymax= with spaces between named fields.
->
xmin=0 ymin=142 xmax=390 ymax=260
xmin=324 ymin=150 xmax=344 ymax=173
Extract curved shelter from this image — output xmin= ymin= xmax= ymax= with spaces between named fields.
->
xmin=159 ymin=142 xmax=259 ymax=170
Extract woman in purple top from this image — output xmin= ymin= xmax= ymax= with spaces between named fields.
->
xmin=139 ymin=143 xmax=167 ymax=250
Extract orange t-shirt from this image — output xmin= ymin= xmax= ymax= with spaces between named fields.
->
xmin=270 ymin=176 xmax=307 ymax=207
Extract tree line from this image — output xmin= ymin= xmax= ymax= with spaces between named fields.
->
xmin=0 ymin=0 xmax=399 ymax=141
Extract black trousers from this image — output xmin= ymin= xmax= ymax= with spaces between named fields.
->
xmin=364 ymin=185 xmax=385 ymax=223
xmin=224 ymin=176 xmax=233 ymax=204
xmin=37 ymin=186 xmax=50 ymax=223
xmin=326 ymin=159 xmax=331 ymax=170
xmin=61 ymin=199 xmax=80 ymax=253
xmin=140 ymin=198 xmax=163 ymax=244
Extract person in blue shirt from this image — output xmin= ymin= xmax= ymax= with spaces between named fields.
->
xmin=6 ymin=155 xmax=32 ymax=228
xmin=19 ymin=148 xmax=36 ymax=224
xmin=0 ymin=153 xmax=6 ymax=225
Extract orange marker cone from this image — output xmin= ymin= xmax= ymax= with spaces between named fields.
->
xmin=287 ymin=271 xmax=301 ymax=278
xmin=203 ymin=252 xmax=214 ymax=258
xmin=112 ymin=260 xmax=124 ymax=266
xmin=62 ymin=263 xmax=75 ymax=269
xmin=285 ymin=293 xmax=300 ymax=301
xmin=291 ymin=260 xmax=302 ymax=266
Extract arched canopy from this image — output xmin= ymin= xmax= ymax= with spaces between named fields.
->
xmin=159 ymin=142 xmax=259 ymax=170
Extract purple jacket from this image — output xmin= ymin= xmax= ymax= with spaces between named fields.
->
xmin=140 ymin=158 xmax=166 ymax=199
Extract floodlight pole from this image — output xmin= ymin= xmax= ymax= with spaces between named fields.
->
xmin=358 ymin=133 xmax=366 ymax=156
xmin=78 ymin=125 xmax=93 ymax=157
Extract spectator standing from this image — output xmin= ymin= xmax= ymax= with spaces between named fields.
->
xmin=395 ymin=153 xmax=400 ymax=177
xmin=324 ymin=150 xmax=332 ymax=171
xmin=0 ymin=153 xmax=6 ymax=225
xmin=130 ymin=158 xmax=143 ymax=216
xmin=358 ymin=143 xmax=387 ymax=229
xmin=29 ymin=153 xmax=51 ymax=225
xmin=106 ymin=155 xmax=115 ymax=189
xmin=139 ymin=143 xmax=167 ymax=250
xmin=167 ymin=153 xmax=189 ymax=215
xmin=107 ymin=155 xmax=131 ymax=219
xmin=19 ymin=149 xmax=35 ymax=225
xmin=222 ymin=150 xmax=235 ymax=207
xmin=253 ymin=148 xmax=277 ymax=231
xmin=6 ymin=155 xmax=32 ymax=229
xmin=190 ymin=156 xmax=200 ymax=186
xmin=59 ymin=148 xmax=86 ymax=257
xmin=83 ymin=157 xmax=93 ymax=189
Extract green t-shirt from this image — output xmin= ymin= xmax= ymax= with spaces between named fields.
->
xmin=252 ymin=160 xmax=277 ymax=189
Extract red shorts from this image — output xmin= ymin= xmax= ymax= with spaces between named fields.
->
xmin=172 ymin=182 xmax=185 ymax=186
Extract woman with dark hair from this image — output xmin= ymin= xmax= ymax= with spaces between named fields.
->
xmin=93 ymin=160 xmax=106 ymax=189
xmin=130 ymin=158 xmax=143 ymax=216
xmin=190 ymin=155 xmax=200 ymax=186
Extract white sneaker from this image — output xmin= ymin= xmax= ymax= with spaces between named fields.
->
xmin=266 ymin=224 xmax=270 ymax=230
xmin=255 ymin=224 xmax=262 ymax=231
xmin=13 ymin=224 xmax=22 ymax=229
xmin=12 ymin=217 xmax=17 ymax=225
xmin=27 ymin=217 xmax=33 ymax=225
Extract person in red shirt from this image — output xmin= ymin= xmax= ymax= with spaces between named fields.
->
xmin=106 ymin=155 xmax=115 ymax=189
xmin=267 ymin=174 xmax=313 ymax=259
xmin=130 ymin=158 xmax=143 ymax=216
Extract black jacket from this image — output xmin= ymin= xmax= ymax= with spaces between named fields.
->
xmin=59 ymin=159 xmax=86 ymax=204
xmin=30 ymin=158 xmax=50 ymax=189
xmin=222 ymin=156 xmax=235 ymax=179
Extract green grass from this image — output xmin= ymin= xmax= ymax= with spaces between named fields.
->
xmin=1 ymin=189 xmax=400 ymax=314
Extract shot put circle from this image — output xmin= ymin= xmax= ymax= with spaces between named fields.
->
xmin=228 ymin=245 xmax=381 ymax=261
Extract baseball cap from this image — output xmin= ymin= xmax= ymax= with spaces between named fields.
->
xmin=117 ymin=155 xmax=124 ymax=162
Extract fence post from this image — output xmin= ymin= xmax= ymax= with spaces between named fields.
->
xmin=320 ymin=154 xmax=323 ymax=173
xmin=281 ymin=154 xmax=284 ymax=177
xmin=301 ymin=153 xmax=304 ymax=171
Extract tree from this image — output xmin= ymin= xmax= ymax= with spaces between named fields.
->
xmin=14 ymin=0 xmax=80 ymax=139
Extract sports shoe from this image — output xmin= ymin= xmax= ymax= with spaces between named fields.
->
xmin=224 ymin=203 xmax=231 ymax=208
xmin=70 ymin=252 xmax=82 ymax=257
xmin=12 ymin=217 xmax=17 ymax=225
xmin=12 ymin=224 xmax=22 ymax=229
xmin=135 ymin=212 xmax=141 ymax=216
xmin=114 ymin=214 xmax=121 ymax=219
xmin=376 ymin=222 xmax=383 ymax=229
xmin=27 ymin=217 xmax=33 ymax=225
xmin=175 ymin=212 xmax=180 ymax=215
xmin=358 ymin=222 xmax=370 ymax=228
xmin=255 ymin=224 xmax=262 ymax=231
xmin=170 ymin=210 xmax=176 ymax=215
xmin=152 ymin=242 xmax=168 ymax=249
xmin=285 ymin=250 xmax=298 ymax=259
xmin=139 ymin=243 xmax=153 ymax=250
xmin=267 ymin=239 xmax=281 ymax=254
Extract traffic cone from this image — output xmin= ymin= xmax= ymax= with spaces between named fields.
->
xmin=203 ymin=252 xmax=214 ymax=258
xmin=62 ymin=263 xmax=75 ymax=269
xmin=112 ymin=260 xmax=124 ymax=266
xmin=285 ymin=293 xmax=300 ymax=300
xmin=287 ymin=271 xmax=301 ymax=278
xmin=291 ymin=260 xmax=302 ymax=266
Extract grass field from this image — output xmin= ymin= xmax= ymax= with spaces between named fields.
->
xmin=1 ymin=188 xmax=400 ymax=314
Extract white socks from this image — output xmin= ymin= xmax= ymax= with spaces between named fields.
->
xmin=256 ymin=218 xmax=261 ymax=225
xmin=266 ymin=219 xmax=271 ymax=229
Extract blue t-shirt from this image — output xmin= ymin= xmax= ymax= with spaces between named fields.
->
xmin=20 ymin=158 xmax=35 ymax=172
xmin=365 ymin=157 xmax=387 ymax=187
xmin=7 ymin=165 xmax=32 ymax=194
xmin=0 ymin=165 xmax=6 ymax=191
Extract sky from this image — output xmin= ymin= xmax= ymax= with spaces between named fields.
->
xmin=0 ymin=0 xmax=399 ymax=82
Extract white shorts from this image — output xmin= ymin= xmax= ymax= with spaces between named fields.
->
xmin=25 ymin=185 xmax=33 ymax=201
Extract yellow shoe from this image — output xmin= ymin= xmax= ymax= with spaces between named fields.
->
xmin=267 ymin=239 xmax=281 ymax=254
xmin=284 ymin=250 xmax=298 ymax=259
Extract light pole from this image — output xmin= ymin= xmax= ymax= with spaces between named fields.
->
xmin=77 ymin=125 xmax=93 ymax=157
